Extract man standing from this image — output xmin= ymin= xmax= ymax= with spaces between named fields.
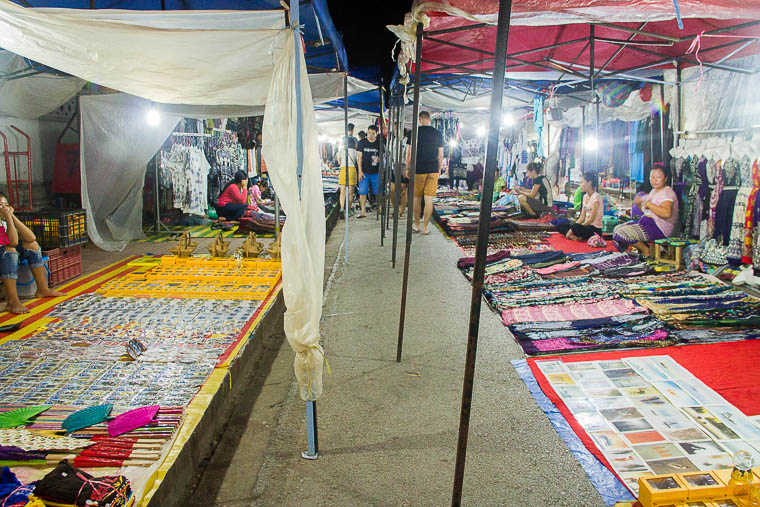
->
xmin=338 ymin=124 xmax=358 ymax=218
xmin=406 ymin=111 xmax=444 ymax=235
xmin=356 ymin=124 xmax=381 ymax=218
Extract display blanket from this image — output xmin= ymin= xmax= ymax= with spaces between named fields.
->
xmin=515 ymin=341 xmax=760 ymax=505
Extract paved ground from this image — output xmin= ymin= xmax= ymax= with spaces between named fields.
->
xmin=191 ymin=213 xmax=606 ymax=506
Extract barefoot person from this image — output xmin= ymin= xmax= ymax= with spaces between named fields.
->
xmin=612 ymin=163 xmax=678 ymax=257
xmin=0 ymin=195 xmax=64 ymax=314
xmin=405 ymin=111 xmax=444 ymax=235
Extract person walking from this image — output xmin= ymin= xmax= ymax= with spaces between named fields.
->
xmin=338 ymin=130 xmax=358 ymax=218
xmin=356 ymin=125 xmax=381 ymax=218
xmin=405 ymin=111 xmax=444 ymax=235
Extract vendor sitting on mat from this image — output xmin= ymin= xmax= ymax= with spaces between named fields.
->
xmin=217 ymin=170 xmax=249 ymax=221
xmin=556 ymin=172 xmax=603 ymax=241
xmin=511 ymin=162 xmax=554 ymax=217
xmin=248 ymin=176 xmax=268 ymax=210
xmin=612 ymin=163 xmax=678 ymax=257
xmin=0 ymin=195 xmax=64 ymax=314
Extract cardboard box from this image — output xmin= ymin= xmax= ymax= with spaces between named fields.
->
xmin=679 ymin=471 xmax=726 ymax=501
xmin=639 ymin=474 xmax=689 ymax=507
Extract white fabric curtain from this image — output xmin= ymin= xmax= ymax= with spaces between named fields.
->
xmin=80 ymin=94 xmax=181 ymax=251
xmin=0 ymin=52 xmax=85 ymax=119
xmin=264 ymin=33 xmax=326 ymax=401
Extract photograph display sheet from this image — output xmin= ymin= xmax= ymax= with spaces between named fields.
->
xmin=536 ymin=356 xmax=760 ymax=495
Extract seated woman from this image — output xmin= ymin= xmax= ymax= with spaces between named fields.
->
xmin=248 ymin=176 xmax=268 ymax=210
xmin=0 ymin=195 xmax=64 ymax=314
xmin=557 ymin=172 xmax=603 ymax=240
xmin=216 ymin=171 xmax=249 ymax=221
xmin=513 ymin=162 xmax=553 ymax=218
xmin=613 ymin=163 xmax=678 ymax=256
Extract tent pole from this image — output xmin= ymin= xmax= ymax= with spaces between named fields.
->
xmin=391 ymin=88 xmax=403 ymax=268
xmin=290 ymin=0 xmax=318 ymax=461
xmin=451 ymin=0 xmax=512 ymax=503
xmin=659 ymin=84 xmax=666 ymax=162
xmin=344 ymin=74 xmax=350 ymax=265
xmin=397 ymin=23 xmax=423 ymax=363
xmin=378 ymin=85 xmax=385 ymax=242
xmin=590 ymin=24 xmax=599 ymax=174
xmin=384 ymin=91 xmax=393 ymax=232
xmin=674 ymin=63 xmax=681 ymax=148
xmin=153 ymin=153 xmax=160 ymax=234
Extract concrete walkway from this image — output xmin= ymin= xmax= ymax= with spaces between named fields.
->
xmin=191 ymin=213 xmax=605 ymax=506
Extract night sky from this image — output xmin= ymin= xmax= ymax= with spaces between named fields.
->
xmin=326 ymin=0 xmax=410 ymax=86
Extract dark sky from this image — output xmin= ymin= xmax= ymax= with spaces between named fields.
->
xmin=326 ymin=0 xmax=410 ymax=86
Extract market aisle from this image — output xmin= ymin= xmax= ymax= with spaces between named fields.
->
xmin=191 ymin=213 xmax=605 ymax=506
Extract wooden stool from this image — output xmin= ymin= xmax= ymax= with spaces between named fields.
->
xmin=653 ymin=238 xmax=688 ymax=271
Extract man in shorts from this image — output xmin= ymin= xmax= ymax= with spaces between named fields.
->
xmin=406 ymin=111 xmax=443 ymax=235
xmin=356 ymin=125 xmax=381 ymax=218
xmin=338 ymin=124 xmax=358 ymax=218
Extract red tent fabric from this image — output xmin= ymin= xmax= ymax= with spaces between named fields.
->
xmin=399 ymin=0 xmax=760 ymax=75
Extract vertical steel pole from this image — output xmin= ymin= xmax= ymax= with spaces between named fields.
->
xmin=391 ymin=91 xmax=404 ymax=268
xmin=396 ymin=23 xmax=423 ymax=363
xmin=674 ymin=63 xmax=682 ymax=148
xmin=154 ymin=153 xmax=160 ymax=234
xmin=590 ymin=24 xmax=599 ymax=173
xmin=344 ymin=75 xmax=350 ymax=264
xmin=385 ymin=90 xmax=394 ymax=232
xmin=451 ymin=0 xmax=512 ymax=503
xmin=659 ymin=84 xmax=666 ymax=163
xmin=378 ymin=86 xmax=385 ymax=244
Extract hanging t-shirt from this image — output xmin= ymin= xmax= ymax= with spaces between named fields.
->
xmin=357 ymin=138 xmax=381 ymax=175
xmin=582 ymin=192 xmax=603 ymax=229
xmin=408 ymin=125 xmax=444 ymax=174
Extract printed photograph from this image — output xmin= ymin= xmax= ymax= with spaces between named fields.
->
xmin=688 ymin=453 xmax=734 ymax=470
xmin=613 ymin=419 xmax=654 ymax=432
xmin=566 ymin=362 xmax=599 ymax=371
xmin=622 ymin=386 xmax=660 ymax=397
xmin=547 ymin=373 xmax=576 ymax=385
xmin=599 ymin=406 xmax=644 ymax=422
xmin=678 ymin=440 xmax=727 ymax=456
xmin=593 ymin=397 xmax=634 ymax=411
xmin=684 ymin=407 xmax=741 ymax=441
xmin=661 ymin=427 xmax=709 ymax=442
xmin=554 ymin=386 xmax=586 ymax=399
xmin=598 ymin=360 xmax=629 ymax=370
xmin=624 ymin=430 xmax=666 ymax=445
xmin=574 ymin=412 xmax=610 ymax=432
xmin=590 ymin=430 xmax=631 ymax=452
xmin=607 ymin=449 xmax=649 ymax=474
xmin=611 ymin=376 xmax=650 ymax=388
xmin=652 ymin=381 xmax=700 ymax=406
xmin=647 ymin=457 xmax=699 ymax=474
xmin=586 ymin=388 xmax=623 ymax=398
xmin=633 ymin=442 xmax=684 ymax=460
xmin=536 ymin=361 xmax=567 ymax=374
xmin=604 ymin=368 xmax=641 ymax=379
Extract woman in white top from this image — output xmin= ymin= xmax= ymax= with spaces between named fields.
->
xmin=557 ymin=172 xmax=603 ymax=240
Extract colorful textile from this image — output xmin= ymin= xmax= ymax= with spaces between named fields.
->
xmin=533 ymin=261 xmax=581 ymax=275
xmin=708 ymin=159 xmax=723 ymax=238
xmin=613 ymin=216 xmax=665 ymax=251
xmin=501 ymin=299 xmax=647 ymax=325
xmin=743 ymin=159 xmax=760 ymax=263
xmin=642 ymin=185 xmax=679 ymax=237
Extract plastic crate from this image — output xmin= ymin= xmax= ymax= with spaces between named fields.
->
xmin=15 ymin=209 xmax=87 ymax=249
xmin=44 ymin=245 xmax=82 ymax=287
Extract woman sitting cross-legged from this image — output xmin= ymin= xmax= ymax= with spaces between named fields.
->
xmin=216 ymin=170 xmax=249 ymax=221
xmin=556 ymin=172 xmax=603 ymax=241
xmin=512 ymin=162 xmax=553 ymax=218
xmin=612 ymin=163 xmax=678 ymax=257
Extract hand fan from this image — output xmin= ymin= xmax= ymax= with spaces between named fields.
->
xmin=62 ymin=405 xmax=112 ymax=433
xmin=107 ymin=406 xmax=160 ymax=437
xmin=0 ymin=405 xmax=51 ymax=429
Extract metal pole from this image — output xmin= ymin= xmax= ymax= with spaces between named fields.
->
xmin=659 ymin=84 xmax=666 ymax=163
xmin=385 ymin=92 xmax=394 ymax=232
xmin=590 ymin=24 xmax=599 ymax=173
xmin=378 ymin=86 xmax=385 ymax=249
xmin=377 ymin=85 xmax=383 ymax=224
xmin=674 ymin=64 xmax=682 ymax=148
xmin=452 ymin=0 xmax=512 ymax=503
xmin=153 ymin=153 xmax=160 ymax=234
xmin=396 ymin=23 xmax=423 ymax=363
xmin=391 ymin=89 xmax=404 ymax=268
xmin=344 ymin=74 xmax=350 ymax=264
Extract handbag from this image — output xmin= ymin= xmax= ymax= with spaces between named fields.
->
xmin=699 ymin=238 xmax=728 ymax=265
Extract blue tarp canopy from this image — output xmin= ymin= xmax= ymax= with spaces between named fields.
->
xmin=9 ymin=0 xmax=347 ymax=72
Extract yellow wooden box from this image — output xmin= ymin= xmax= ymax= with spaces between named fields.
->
xmin=639 ymin=474 xmax=689 ymax=507
xmin=678 ymin=471 xmax=726 ymax=501
xmin=710 ymin=498 xmax=743 ymax=507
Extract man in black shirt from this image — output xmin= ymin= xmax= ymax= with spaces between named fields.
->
xmin=405 ymin=111 xmax=443 ymax=235
xmin=356 ymin=125 xmax=381 ymax=218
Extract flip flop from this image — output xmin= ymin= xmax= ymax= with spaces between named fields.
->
xmin=421 ymin=230 xmax=430 ymax=235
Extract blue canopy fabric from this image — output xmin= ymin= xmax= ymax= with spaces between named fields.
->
xmin=9 ymin=0 xmax=347 ymax=72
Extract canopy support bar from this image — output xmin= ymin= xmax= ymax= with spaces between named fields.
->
xmin=451 ymin=0 xmax=512 ymax=503
xmin=396 ymin=22 xmax=423 ymax=363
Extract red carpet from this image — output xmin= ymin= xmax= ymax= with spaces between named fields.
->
xmin=528 ymin=341 xmax=760 ymax=488
xmin=546 ymin=232 xmax=617 ymax=254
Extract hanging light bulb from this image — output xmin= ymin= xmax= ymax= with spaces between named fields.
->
xmin=584 ymin=136 xmax=599 ymax=151
xmin=146 ymin=103 xmax=160 ymax=127
xmin=476 ymin=126 xmax=487 ymax=137
xmin=448 ymin=139 xmax=458 ymax=148
xmin=502 ymin=113 xmax=515 ymax=126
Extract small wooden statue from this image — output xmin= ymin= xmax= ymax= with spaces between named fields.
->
xmin=169 ymin=232 xmax=198 ymax=257
xmin=242 ymin=232 xmax=264 ymax=258
xmin=266 ymin=235 xmax=282 ymax=259
xmin=208 ymin=232 xmax=231 ymax=257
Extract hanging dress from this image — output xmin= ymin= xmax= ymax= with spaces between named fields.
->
xmin=743 ymin=159 xmax=760 ymax=264
xmin=727 ymin=156 xmax=753 ymax=264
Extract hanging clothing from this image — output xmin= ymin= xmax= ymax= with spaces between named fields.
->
xmin=160 ymin=143 xmax=211 ymax=216
xmin=533 ymin=96 xmax=544 ymax=156
xmin=743 ymin=159 xmax=760 ymax=264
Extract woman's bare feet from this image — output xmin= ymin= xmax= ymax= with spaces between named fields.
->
xmin=6 ymin=301 xmax=29 ymax=314
xmin=35 ymin=288 xmax=65 ymax=298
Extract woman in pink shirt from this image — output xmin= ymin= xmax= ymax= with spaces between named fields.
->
xmin=557 ymin=172 xmax=603 ymax=240
xmin=613 ymin=163 xmax=679 ymax=256
xmin=216 ymin=171 xmax=248 ymax=220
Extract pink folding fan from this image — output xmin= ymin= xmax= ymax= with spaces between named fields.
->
xmin=107 ymin=405 xmax=160 ymax=437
